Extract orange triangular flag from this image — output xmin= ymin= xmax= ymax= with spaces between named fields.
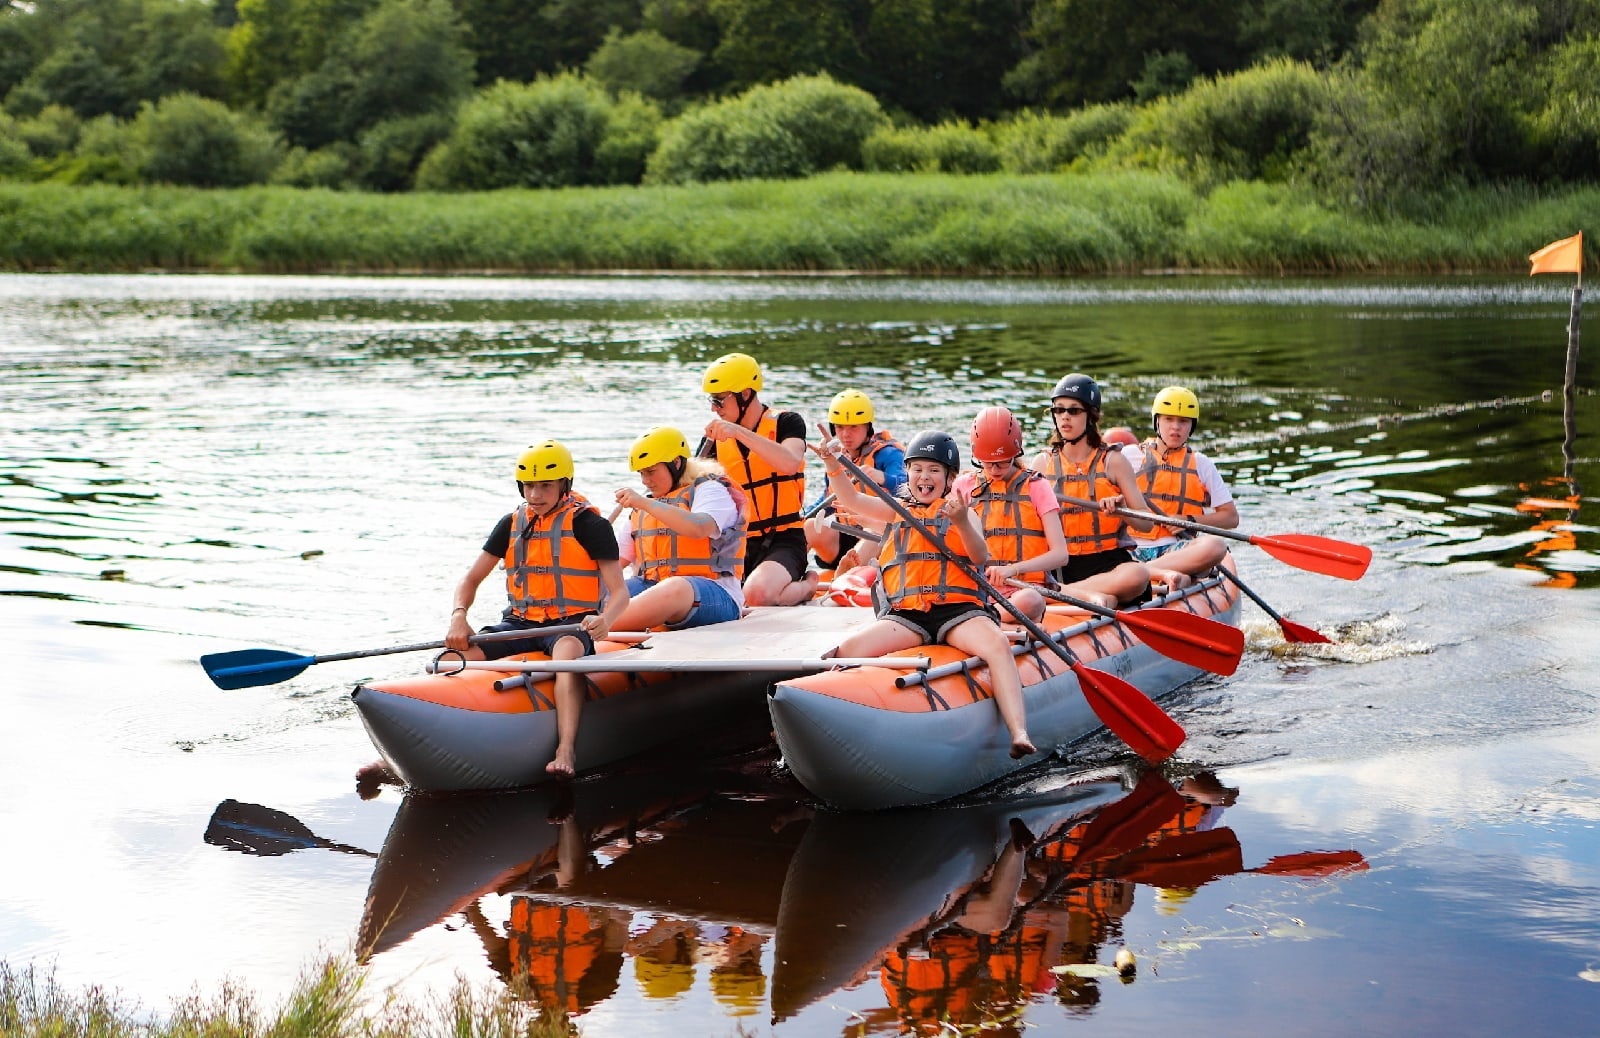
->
xmin=1529 ymin=231 xmax=1583 ymax=275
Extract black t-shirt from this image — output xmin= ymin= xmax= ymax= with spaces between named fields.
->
xmin=772 ymin=410 xmax=806 ymax=444
xmin=482 ymin=505 xmax=620 ymax=561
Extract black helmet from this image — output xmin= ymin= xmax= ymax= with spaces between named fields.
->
xmin=905 ymin=430 xmax=961 ymax=473
xmin=1050 ymin=373 xmax=1102 ymax=412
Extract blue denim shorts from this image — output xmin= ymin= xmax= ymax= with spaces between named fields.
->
xmin=1130 ymin=542 xmax=1181 ymax=563
xmin=625 ymin=575 xmax=742 ymax=629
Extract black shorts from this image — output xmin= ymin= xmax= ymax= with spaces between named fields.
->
xmin=813 ymin=531 xmax=860 ymax=571
xmin=744 ymin=527 xmax=809 ymax=582
xmin=478 ymin=612 xmax=596 ymax=660
xmin=884 ymin=601 xmax=997 ymax=645
xmin=1054 ymin=550 xmax=1151 ymax=603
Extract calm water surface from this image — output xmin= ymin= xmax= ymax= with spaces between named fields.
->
xmin=3 ymin=273 xmax=1599 ymax=1036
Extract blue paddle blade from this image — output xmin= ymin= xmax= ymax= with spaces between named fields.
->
xmin=200 ymin=648 xmax=315 ymax=690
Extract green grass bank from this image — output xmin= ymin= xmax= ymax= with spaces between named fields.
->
xmin=3 ymin=172 xmax=1597 ymax=275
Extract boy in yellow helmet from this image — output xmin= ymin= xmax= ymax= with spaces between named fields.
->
xmin=701 ymin=353 xmax=816 ymax=606
xmin=446 ymin=440 xmax=630 ymax=777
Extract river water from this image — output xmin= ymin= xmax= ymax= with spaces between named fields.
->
xmin=3 ymin=273 xmax=1598 ymax=1036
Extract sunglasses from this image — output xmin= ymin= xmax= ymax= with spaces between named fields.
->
xmin=708 ymin=393 xmax=735 ymax=407
xmin=1049 ymin=405 xmax=1088 ymax=416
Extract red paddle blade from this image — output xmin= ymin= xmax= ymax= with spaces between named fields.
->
xmin=1251 ymin=533 xmax=1372 ymax=580
xmin=1277 ymin=617 xmax=1334 ymax=644
xmin=1109 ymin=826 xmax=1245 ymax=888
xmin=1117 ymin=607 xmax=1244 ymax=676
xmin=1069 ymin=771 xmax=1186 ymax=867
xmin=1071 ymin=664 xmax=1185 ymax=763
xmin=1251 ymin=849 xmax=1368 ymax=877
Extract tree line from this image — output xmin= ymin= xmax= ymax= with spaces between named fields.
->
xmin=1 ymin=0 xmax=1598 ymax=213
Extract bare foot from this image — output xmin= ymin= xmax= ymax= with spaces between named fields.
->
xmin=1154 ymin=568 xmax=1192 ymax=590
xmin=1009 ymin=733 xmax=1038 ymax=760
xmin=545 ymin=747 xmax=576 ymax=780
xmin=354 ymin=759 xmax=400 ymax=800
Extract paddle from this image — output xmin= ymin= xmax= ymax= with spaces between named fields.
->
xmin=201 ymin=624 xmax=588 ymax=690
xmin=830 ymin=450 xmax=1185 ymax=764
xmin=427 ymin=655 xmax=932 ymax=674
xmin=1218 ymin=568 xmax=1332 ymax=645
xmin=1108 ymin=826 xmax=1367 ymax=887
xmin=1057 ymin=495 xmax=1372 ymax=581
xmin=1007 ymin=578 xmax=1243 ymax=676
xmin=203 ymin=799 xmax=376 ymax=858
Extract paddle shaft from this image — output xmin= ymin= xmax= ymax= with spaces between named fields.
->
xmin=800 ymin=493 xmax=837 ymax=520
xmin=206 ymin=624 xmax=591 ymax=682
xmin=430 ymin=656 xmax=930 ymax=674
xmin=1218 ymin=567 xmax=1332 ymax=644
xmin=1058 ymin=494 xmax=1370 ymax=577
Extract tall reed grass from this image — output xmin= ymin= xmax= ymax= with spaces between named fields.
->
xmin=3 ymin=174 xmax=1598 ymax=275
xmin=0 ymin=954 xmax=580 ymax=1038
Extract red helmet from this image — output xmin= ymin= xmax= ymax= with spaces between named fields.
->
xmin=970 ymin=406 xmax=1023 ymax=463
xmin=1103 ymin=426 xmax=1139 ymax=448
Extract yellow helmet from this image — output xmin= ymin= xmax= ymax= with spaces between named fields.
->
xmin=827 ymin=389 xmax=874 ymax=426
xmin=634 ymin=957 xmax=695 ymax=999
xmin=702 ymin=352 xmax=763 ymax=394
xmin=1151 ymin=386 xmax=1200 ymax=427
xmin=629 ymin=426 xmax=691 ymax=471
xmin=515 ymin=440 xmax=574 ymax=483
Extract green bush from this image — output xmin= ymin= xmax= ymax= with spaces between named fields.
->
xmin=272 ymin=145 xmax=355 ymax=189
xmin=12 ymin=104 xmax=81 ymax=160
xmin=135 ymin=93 xmax=281 ymax=187
xmin=0 ymin=113 xmax=32 ymax=178
xmin=417 ymin=74 xmax=661 ymax=191
xmin=356 ymin=112 xmax=454 ymax=192
xmin=585 ymin=29 xmax=701 ymax=104
xmin=862 ymin=121 xmax=1000 ymax=174
xmin=53 ymin=114 xmax=145 ymax=185
xmin=993 ymin=105 xmax=1135 ymax=173
xmin=1532 ymin=36 xmax=1600 ymax=181
xmin=645 ymin=73 xmax=887 ymax=184
xmin=1100 ymin=59 xmax=1326 ymax=185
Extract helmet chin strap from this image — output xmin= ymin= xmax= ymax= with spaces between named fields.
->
xmin=1062 ymin=429 xmax=1091 ymax=446
xmin=734 ymin=389 xmax=758 ymax=426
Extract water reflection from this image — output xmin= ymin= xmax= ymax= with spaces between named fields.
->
xmin=203 ymin=763 xmax=1365 ymax=1031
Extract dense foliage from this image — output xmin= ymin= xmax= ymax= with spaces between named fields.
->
xmin=1 ymin=0 xmax=1599 ymax=220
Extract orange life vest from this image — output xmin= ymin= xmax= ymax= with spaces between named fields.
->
xmin=508 ymin=900 xmax=614 ymax=1015
xmin=631 ymin=474 xmax=748 ymax=581
xmin=833 ymin=429 xmax=904 ymax=528
xmin=1128 ymin=439 xmax=1210 ymax=541
xmin=716 ymin=408 xmax=806 ymax=536
xmin=972 ymin=466 xmax=1051 ymax=567
xmin=881 ymin=935 xmax=981 ymax=1032
xmin=1037 ymin=447 xmax=1124 ymax=554
xmin=876 ymin=497 xmax=983 ymax=612
xmin=505 ymin=493 xmax=603 ymax=621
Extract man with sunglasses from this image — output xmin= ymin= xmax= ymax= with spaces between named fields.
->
xmin=701 ymin=353 xmax=816 ymax=606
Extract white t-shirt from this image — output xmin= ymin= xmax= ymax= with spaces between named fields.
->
xmin=1120 ymin=442 xmax=1233 ymax=548
xmin=616 ymin=480 xmax=745 ymax=605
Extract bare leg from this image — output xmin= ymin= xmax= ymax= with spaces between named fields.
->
xmin=804 ymin=518 xmax=840 ymax=566
xmin=947 ymin=616 xmax=1035 ymax=758
xmin=1150 ymin=535 xmax=1228 ymax=588
xmin=545 ymin=634 xmax=589 ymax=779
xmin=744 ymin=558 xmax=817 ymax=607
xmin=1002 ymin=586 xmax=1046 ymax=624
xmin=614 ymin=577 xmax=696 ymax=630
xmin=832 ymin=618 xmax=923 ymax=660
xmin=1064 ymin=560 xmax=1151 ymax=608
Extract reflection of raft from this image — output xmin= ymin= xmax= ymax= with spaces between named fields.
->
xmin=769 ymin=559 xmax=1241 ymax=810
xmin=771 ymin=769 xmax=1134 ymax=1022
xmin=353 ymin=606 xmax=875 ymax=792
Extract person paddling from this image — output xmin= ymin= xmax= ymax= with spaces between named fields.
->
xmin=815 ymin=430 xmax=1036 ymax=759
xmin=445 ymin=440 xmax=629 ymax=779
xmin=803 ymin=388 xmax=905 ymax=573
xmin=951 ymin=406 xmax=1071 ymax=624
xmin=701 ymin=352 xmax=817 ymax=606
xmin=1029 ymin=373 xmax=1155 ymax=608
xmin=611 ymin=426 xmax=748 ymax=632
xmin=1120 ymin=387 xmax=1238 ymax=590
